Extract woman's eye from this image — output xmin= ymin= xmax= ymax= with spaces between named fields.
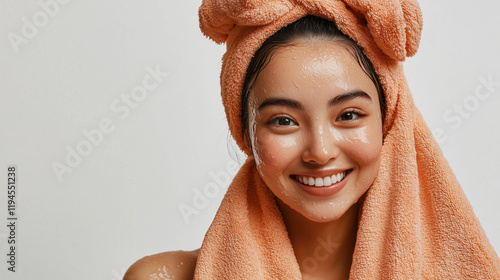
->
xmin=269 ymin=116 xmax=297 ymax=126
xmin=337 ymin=111 xmax=362 ymax=121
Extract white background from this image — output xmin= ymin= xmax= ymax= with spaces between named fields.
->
xmin=1 ymin=0 xmax=499 ymax=279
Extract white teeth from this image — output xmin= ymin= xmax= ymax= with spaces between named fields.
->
xmin=308 ymin=177 xmax=314 ymax=186
xmin=323 ymin=176 xmax=332 ymax=186
xmin=331 ymin=174 xmax=338 ymax=184
xmin=295 ymin=171 xmax=348 ymax=187
xmin=315 ymin=178 xmax=324 ymax=187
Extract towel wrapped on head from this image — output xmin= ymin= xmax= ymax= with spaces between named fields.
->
xmin=195 ymin=0 xmax=500 ymax=279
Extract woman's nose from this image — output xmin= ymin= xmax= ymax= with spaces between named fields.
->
xmin=301 ymin=125 xmax=340 ymax=165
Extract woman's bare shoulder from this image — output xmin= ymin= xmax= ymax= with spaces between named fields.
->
xmin=123 ymin=248 xmax=200 ymax=280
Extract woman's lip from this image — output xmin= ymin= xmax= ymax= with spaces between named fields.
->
xmin=293 ymin=169 xmax=352 ymax=197
xmin=292 ymin=168 xmax=351 ymax=178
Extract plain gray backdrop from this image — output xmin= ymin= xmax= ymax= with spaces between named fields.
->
xmin=1 ymin=0 xmax=499 ymax=279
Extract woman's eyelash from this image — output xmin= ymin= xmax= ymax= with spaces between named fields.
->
xmin=268 ymin=115 xmax=298 ymax=126
xmin=266 ymin=110 xmax=364 ymax=126
xmin=337 ymin=109 xmax=365 ymax=121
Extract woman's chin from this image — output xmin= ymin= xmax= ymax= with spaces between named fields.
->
xmin=283 ymin=200 xmax=354 ymax=223
xmin=300 ymin=208 xmax=349 ymax=223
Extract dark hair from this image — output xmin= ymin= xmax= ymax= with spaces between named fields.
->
xmin=241 ymin=15 xmax=386 ymax=146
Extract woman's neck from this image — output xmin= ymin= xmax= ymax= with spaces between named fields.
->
xmin=276 ymin=199 xmax=359 ymax=280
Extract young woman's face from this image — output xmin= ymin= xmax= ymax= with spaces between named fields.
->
xmin=246 ymin=41 xmax=383 ymax=222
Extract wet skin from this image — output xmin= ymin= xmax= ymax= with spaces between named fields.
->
xmin=246 ymin=39 xmax=383 ymax=279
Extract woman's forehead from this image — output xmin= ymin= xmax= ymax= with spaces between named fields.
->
xmin=252 ymin=42 xmax=378 ymax=102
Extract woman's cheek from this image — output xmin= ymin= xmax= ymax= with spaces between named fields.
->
xmin=341 ymin=125 xmax=382 ymax=165
xmin=253 ymin=130 xmax=301 ymax=174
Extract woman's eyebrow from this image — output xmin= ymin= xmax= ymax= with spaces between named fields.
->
xmin=328 ymin=90 xmax=372 ymax=107
xmin=258 ymin=98 xmax=303 ymax=111
xmin=257 ymin=90 xmax=372 ymax=111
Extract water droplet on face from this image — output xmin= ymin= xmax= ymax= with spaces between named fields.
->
xmin=352 ymin=126 xmax=369 ymax=143
xmin=245 ymin=41 xmax=383 ymax=225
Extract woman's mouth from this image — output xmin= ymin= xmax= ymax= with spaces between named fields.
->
xmin=292 ymin=169 xmax=352 ymax=187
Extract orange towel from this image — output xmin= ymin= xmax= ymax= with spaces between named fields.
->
xmin=195 ymin=0 xmax=500 ymax=279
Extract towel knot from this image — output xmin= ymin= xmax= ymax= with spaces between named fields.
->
xmin=199 ymin=0 xmax=294 ymax=43
xmin=199 ymin=0 xmax=422 ymax=61
xmin=339 ymin=0 xmax=423 ymax=60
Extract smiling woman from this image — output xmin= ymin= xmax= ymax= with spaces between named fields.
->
xmin=124 ymin=0 xmax=500 ymax=279
xmin=245 ymin=39 xmax=384 ymax=278
xmin=246 ymin=38 xmax=383 ymax=219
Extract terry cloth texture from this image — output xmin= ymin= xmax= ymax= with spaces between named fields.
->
xmin=194 ymin=0 xmax=500 ymax=279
